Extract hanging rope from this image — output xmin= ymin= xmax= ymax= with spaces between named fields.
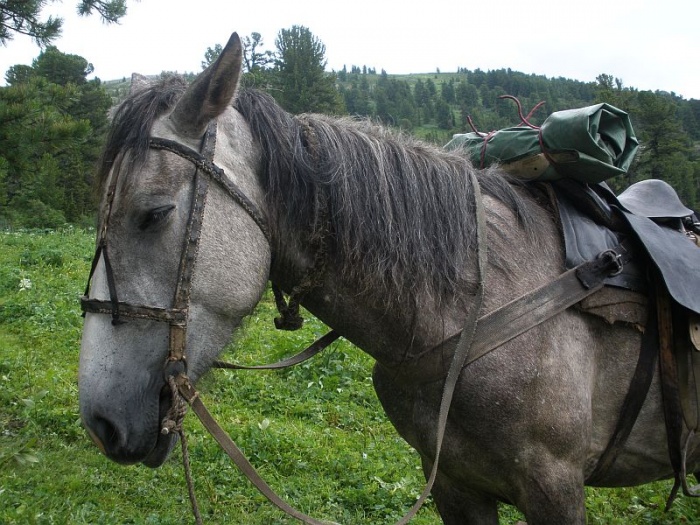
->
xmin=162 ymin=376 xmax=203 ymax=525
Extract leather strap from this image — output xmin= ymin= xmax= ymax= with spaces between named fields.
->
xmin=166 ymin=126 xmax=214 ymax=369
xmin=401 ymin=241 xmax=634 ymax=384
xmin=148 ymin=136 xmax=271 ymax=243
xmin=586 ymin=297 xmax=658 ymax=483
xmin=657 ymin=280 xmax=685 ymax=509
xmin=394 ymin=170 xmax=488 ymax=525
xmin=667 ymin=295 xmax=700 ymax=502
xmin=676 ymin=313 xmax=700 ymax=435
xmin=175 ymin=374 xmax=340 ymax=525
xmin=214 ymin=330 xmax=341 ymax=370
xmin=466 ymin=247 xmax=628 ymax=366
xmin=80 ymin=298 xmax=187 ymax=323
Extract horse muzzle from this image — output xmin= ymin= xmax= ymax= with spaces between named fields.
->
xmin=80 ymin=383 xmax=178 ymax=467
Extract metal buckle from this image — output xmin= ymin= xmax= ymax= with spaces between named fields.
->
xmin=600 ymin=249 xmax=624 ymax=276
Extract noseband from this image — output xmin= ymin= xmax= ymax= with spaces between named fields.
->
xmin=80 ymin=123 xmax=271 ymax=376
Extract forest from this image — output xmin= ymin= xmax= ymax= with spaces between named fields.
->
xmin=1 ymin=26 xmax=698 ymax=228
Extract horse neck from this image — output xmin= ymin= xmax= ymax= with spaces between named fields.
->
xmin=268 ymin=189 xmax=563 ymax=370
xmin=268 ymin=226 xmax=479 ymax=369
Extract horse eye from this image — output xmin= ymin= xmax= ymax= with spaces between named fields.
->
xmin=140 ymin=205 xmax=175 ymax=230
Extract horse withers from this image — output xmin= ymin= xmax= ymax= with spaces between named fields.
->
xmin=79 ymin=32 xmax=700 ymax=523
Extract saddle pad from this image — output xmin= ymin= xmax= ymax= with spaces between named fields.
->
xmin=577 ymin=287 xmax=648 ymax=328
xmin=621 ymin=211 xmax=700 ymax=315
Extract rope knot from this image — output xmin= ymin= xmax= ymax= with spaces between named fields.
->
xmin=161 ymin=375 xmax=189 ymax=434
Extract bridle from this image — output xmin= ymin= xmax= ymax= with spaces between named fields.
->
xmin=80 ymin=123 xmax=271 ymax=378
xmin=79 ymin=121 xmax=343 ymax=524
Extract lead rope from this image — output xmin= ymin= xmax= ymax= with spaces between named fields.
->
xmin=162 ymin=376 xmax=204 ymax=525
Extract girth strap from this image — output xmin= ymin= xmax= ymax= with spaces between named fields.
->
xmin=657 ymin=280 xmax=700 ymax=509
xmin=658 ymin=280 xmax=687 ymax=508
xmin=586 ymin=297 xmax=659 ymax=484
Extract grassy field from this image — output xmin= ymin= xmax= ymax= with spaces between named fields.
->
xmin=1 ymin=228 xmax=699 ymax=524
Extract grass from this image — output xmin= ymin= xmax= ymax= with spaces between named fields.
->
xmin=1 ymin=228 xmax=699 ymax=524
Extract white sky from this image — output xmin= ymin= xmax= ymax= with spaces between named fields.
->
xmin=1 ymin=0 xmax=698 ymax=99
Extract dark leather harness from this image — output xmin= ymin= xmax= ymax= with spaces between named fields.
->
xmin=80 ymin=123 xmax=636 ymax=524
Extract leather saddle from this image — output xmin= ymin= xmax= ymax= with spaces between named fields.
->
xmin=553 ymin=178 xmax=700 ymax=315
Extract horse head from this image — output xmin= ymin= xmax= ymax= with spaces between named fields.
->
xmin=79 ymin=33 xmax=271 ymax=466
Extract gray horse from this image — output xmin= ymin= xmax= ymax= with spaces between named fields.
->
xmin=79 ymin=32 xmax=699 ymax=523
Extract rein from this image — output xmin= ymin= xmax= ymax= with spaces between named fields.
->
xmin=81 ymin=123 xmax=630 ymax=524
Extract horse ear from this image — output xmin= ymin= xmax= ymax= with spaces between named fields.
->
xmin=169 ymin=32 xmax=243 ymax=138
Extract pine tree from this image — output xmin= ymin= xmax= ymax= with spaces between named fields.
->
xmin=0 ymin=47 xmax=111 ymax=226
xmin=273 ymin=25 xmax=343 ymax=115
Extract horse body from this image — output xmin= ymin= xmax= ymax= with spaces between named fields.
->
xmin=79 ymin=33 xmax=699 ymax=523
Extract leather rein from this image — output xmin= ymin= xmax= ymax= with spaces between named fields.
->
xmin=80 ymin=122 xmax=630 ymax=524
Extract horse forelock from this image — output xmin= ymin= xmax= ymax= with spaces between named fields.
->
xmin=96 ymin=75 xmax=190 ymax=196
xmin=234 ymin=89 xmax=542 ymax=308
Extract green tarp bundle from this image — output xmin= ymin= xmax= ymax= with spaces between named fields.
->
xmin=445 ymin=103 xmax=639 ymax=183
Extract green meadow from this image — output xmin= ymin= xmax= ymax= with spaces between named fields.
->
xmin=1 ymin=228 xmax=698 ymax=524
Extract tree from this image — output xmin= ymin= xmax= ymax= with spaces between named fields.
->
xmin=201 ymin=43 xmax=222 ymax=70
xmin=441 ymin=79 xmax=455 ymax=104
xmin=273 ymin=25 xmax=343 ymax=114
xmin=32 ymin=45 xmax=93 ymax=85
xmin=0 ymin=1 xmax=127 ymax=47
xmin=242 ymin=32 xmax=274 ymax=73
xmin=0 ymin=78 xmax=90 ymax=225
xmin=0 ymin=46 xmax=111 ymax=226
xmin=5 ymin=64 xmax=34 ymax=85
xmin=435 ymin=98 xmax=454 ymax=130
xmin=630 ymin=91 xmax=697 ymax=208
xmin=593 ymin=73 xmax=636 ymax=113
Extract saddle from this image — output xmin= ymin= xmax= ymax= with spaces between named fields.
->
xmin=554 ymin=178 xmax=700 ymax=314
xmin=551 ymin=177 xmax=700 ymax=504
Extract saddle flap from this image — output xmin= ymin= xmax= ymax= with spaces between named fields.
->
xmin=621 ymin=210 xmax=700 ymax=315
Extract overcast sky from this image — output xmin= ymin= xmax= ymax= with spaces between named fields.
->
xmin=1 ymin=0 xmax=698 ymax=99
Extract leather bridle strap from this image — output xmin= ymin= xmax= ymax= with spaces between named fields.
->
xmin=165 ymin=125 xmax=214 ymax=372
xmin=395 ymin=169 xmax=488 ymax=525
xmin=213 ymin=330 xmax=341 ymax=370
xmin=148 ymin=136 xmax=271 ymax=243
xmin=175 ymin=374 xmax=340 ymax=525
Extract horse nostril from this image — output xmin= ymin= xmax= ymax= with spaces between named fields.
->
xmin=86 ymin=413 xmax=122 ymax=456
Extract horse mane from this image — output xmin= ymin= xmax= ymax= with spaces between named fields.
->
xmin=96 ymin=74 xmax=190 ymax=193
xmin=234 ymin=89 xmax=538 ymax=307
xmin=96 ymin=77 xmax=540 ymax=307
